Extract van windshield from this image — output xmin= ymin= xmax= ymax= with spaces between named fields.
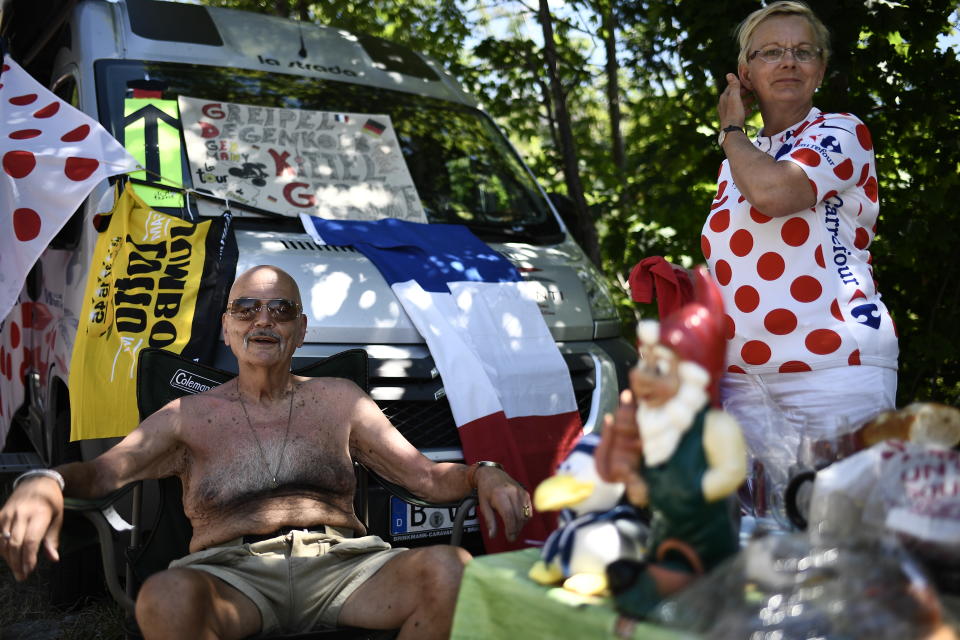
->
xmin=96 ymin=60 xmax=562 ymax=243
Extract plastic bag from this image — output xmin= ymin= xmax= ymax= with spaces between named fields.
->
xmin=808 ymin=440 xmax=960 ymax=593
xmin=651 ymin=532 xmax=948 ymax=639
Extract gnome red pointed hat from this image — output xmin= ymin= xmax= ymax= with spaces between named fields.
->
xmin=658 ymin=266 xmax=726 ymax=407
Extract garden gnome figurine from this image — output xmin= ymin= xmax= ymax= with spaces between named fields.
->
xmin=595 ymin=266 xmax=747 ymax=618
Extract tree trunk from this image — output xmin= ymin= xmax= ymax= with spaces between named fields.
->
xmin=537 ymin=0 xmax=601 ymax=266
xmin=602 ymin=1 xmax=626 ymax=175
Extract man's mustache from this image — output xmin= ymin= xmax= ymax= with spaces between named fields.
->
xmin=243 ymin=329 xmax=284 ymax=349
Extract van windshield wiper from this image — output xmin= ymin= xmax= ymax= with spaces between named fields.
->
xmin=126 ymin=177 xmax=289 ymax=219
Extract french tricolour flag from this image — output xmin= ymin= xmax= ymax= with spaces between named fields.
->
xmin=302 ymin=216 xmax=582 ymax=550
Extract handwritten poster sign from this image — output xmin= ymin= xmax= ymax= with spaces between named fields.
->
xmin=178 ymin=96 xmax=426 ymax=222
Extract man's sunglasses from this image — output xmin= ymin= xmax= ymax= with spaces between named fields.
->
xmin=226 ymin=298 xmax=302 ymax=322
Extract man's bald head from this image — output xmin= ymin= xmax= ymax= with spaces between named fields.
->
xmin=229 ymin=265 xmax=302 ymax=306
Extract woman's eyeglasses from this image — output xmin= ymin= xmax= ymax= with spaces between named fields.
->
xmin=749 ymin=46 xmax=822 ymax=64
xmin=227 ymin=298 xmax=302 ymax=322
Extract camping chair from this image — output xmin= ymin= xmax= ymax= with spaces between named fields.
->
xmin=63 ymin=347 xmax=476 ymax=639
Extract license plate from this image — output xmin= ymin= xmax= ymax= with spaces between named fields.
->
xmin=389 ymin=497 xmax=479 ymax=541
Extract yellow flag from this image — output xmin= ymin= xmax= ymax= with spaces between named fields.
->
xmin=69 ymin=186 xmax=234 ymax=440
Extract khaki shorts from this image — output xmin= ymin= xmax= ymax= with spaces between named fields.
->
xmin=169 ymin=529 xmax=406 ymax=635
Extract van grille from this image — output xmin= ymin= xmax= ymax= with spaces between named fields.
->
xmin=371 ymin=353 xmax=595 ymax=450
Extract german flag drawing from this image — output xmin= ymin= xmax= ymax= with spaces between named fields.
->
xmin=362 ymin=118 xmax=386 ymax=137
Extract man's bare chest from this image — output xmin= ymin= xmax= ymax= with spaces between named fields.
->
xmin=181 ymin=410 xmax=355 ymax=510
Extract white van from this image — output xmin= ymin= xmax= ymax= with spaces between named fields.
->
xmin=0 ymin=0 xmax=635 ymax=548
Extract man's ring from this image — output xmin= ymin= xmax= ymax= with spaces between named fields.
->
xmin=522 ymin=505 xmax=531 ymax=517
xmin=1 ymin=531 xmax=10 ymax=540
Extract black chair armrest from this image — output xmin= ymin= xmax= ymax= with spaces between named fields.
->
xmin=62 ymin=483 xmax=136 ymax=514
xmin=63 ymin=484 xmax=138 ymax=614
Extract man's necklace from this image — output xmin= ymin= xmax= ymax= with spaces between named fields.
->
xmin=237 ymin=382 xmax=295 ymax=488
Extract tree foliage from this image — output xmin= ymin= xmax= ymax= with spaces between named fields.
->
xmin=203 ymin=0 xmax=960 ymax=405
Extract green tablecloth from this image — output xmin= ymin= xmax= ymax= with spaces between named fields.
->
xmin=450 ymin=549 xmax=700 ymax=640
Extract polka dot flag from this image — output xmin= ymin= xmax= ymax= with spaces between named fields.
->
xmin=0 ymin=54 xmax=140 ymax=324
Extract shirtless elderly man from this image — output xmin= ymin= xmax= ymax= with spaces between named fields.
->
xmin=0 ymin=264 xmax=531 ymax=639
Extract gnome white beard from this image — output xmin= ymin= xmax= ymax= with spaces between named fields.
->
xmin=637 ymin=362 xmax=710 ymax=467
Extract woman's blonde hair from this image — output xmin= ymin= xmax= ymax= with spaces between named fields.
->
xmin=735 ymin=1 xmax=831 ymax=68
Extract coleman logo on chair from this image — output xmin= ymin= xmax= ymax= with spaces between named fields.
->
xmin=170 ymin=369 xmax=218 ymax=395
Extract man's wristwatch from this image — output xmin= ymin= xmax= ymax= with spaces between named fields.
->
xmin=466 ymin=460 xmax=503 ymax=490
xmin=717 ymin=124 xmax=745 ymax=147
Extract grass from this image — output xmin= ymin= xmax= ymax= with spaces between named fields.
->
xmin=0 ymin=475 xmax=125 ymax=640
xmin=0 ymin=552 xmax=126 ymax=639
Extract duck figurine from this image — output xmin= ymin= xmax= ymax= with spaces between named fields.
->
xmin=528 ymin=432 xmax=647 ymax=596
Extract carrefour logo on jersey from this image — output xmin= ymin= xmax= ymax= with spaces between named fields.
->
xmin=823 ymin=194 xmax=859 ymax=286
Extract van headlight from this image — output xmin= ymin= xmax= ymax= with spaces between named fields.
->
xmin=575 ymin=261 xmax=617 ymax=321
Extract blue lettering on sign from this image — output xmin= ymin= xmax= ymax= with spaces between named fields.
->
xmin=391 ymin=498 xmax=407 ymax=535
xmin=851 ymin=303 xmax=881 ymax=329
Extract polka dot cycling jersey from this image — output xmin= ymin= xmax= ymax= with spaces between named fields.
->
xmin=701 ymin=107 xmax=898 ymax=375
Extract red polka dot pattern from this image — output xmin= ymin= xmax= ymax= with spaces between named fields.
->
xmin=715 ymin=260 xmax=732 ymax=286
xmin=3 ymin=150 xmax=36 ymax=178
xmin=64 ymin=157 xmax=99 ymax=181
xmin=833 ymin=158 xmax=853 ymax=180
xmin=856 ymin=124 xmax=873 ymax=150
xmin=9 ymin=129 xmax=41 ymax=140
xmin=757 ymin=252 xmax=785 ymax=280
xmin=791 ymin=148 xmax=821 ymax=166
xmin=61 ymin=125 xmax=91 ymax=142
xmin=805 ymin=329 xmax=842 ymax=355
xmin=781 ymin=217 xmax=809 ymax=246
xmin=0 ymin=54 xmax=138 ymax=328
xmin=854 ymin=227 xmax=870 ymax=250
xmin=764 ymin=308 xmax=797 ymax=335
xmin=830 ymin=299 xmax=843 ymax=322
xmin=701 ymin=234 xmax=711 ymax=259
xmin=735 ymin=285 xmax=760 ymax=312
xmin=12 ymin=209 xmax=42 ymax=241
xmin=730 ymin=229 xmax=754 ymax=257
xmin=710 ymin=209 xmax=730 ymax=232
xmin=790 ymin=276 xmax=822 ymax=302
xmin=9 ymin=323 xmax=20 ymax=350
xmin=702 ymin=110 xmax=896 ymax=375
xmin=750 ymin=207 xmax=772 ymax=223
xmin=33 ymin=102 xmax=60 ymax=118
xmin=9 ymin=93 xmax=37 ymax=105
xmin=741 ymin=340 xmax=772 ymax=365
xmin=714 ymin=180 xmax=728 ymax=201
